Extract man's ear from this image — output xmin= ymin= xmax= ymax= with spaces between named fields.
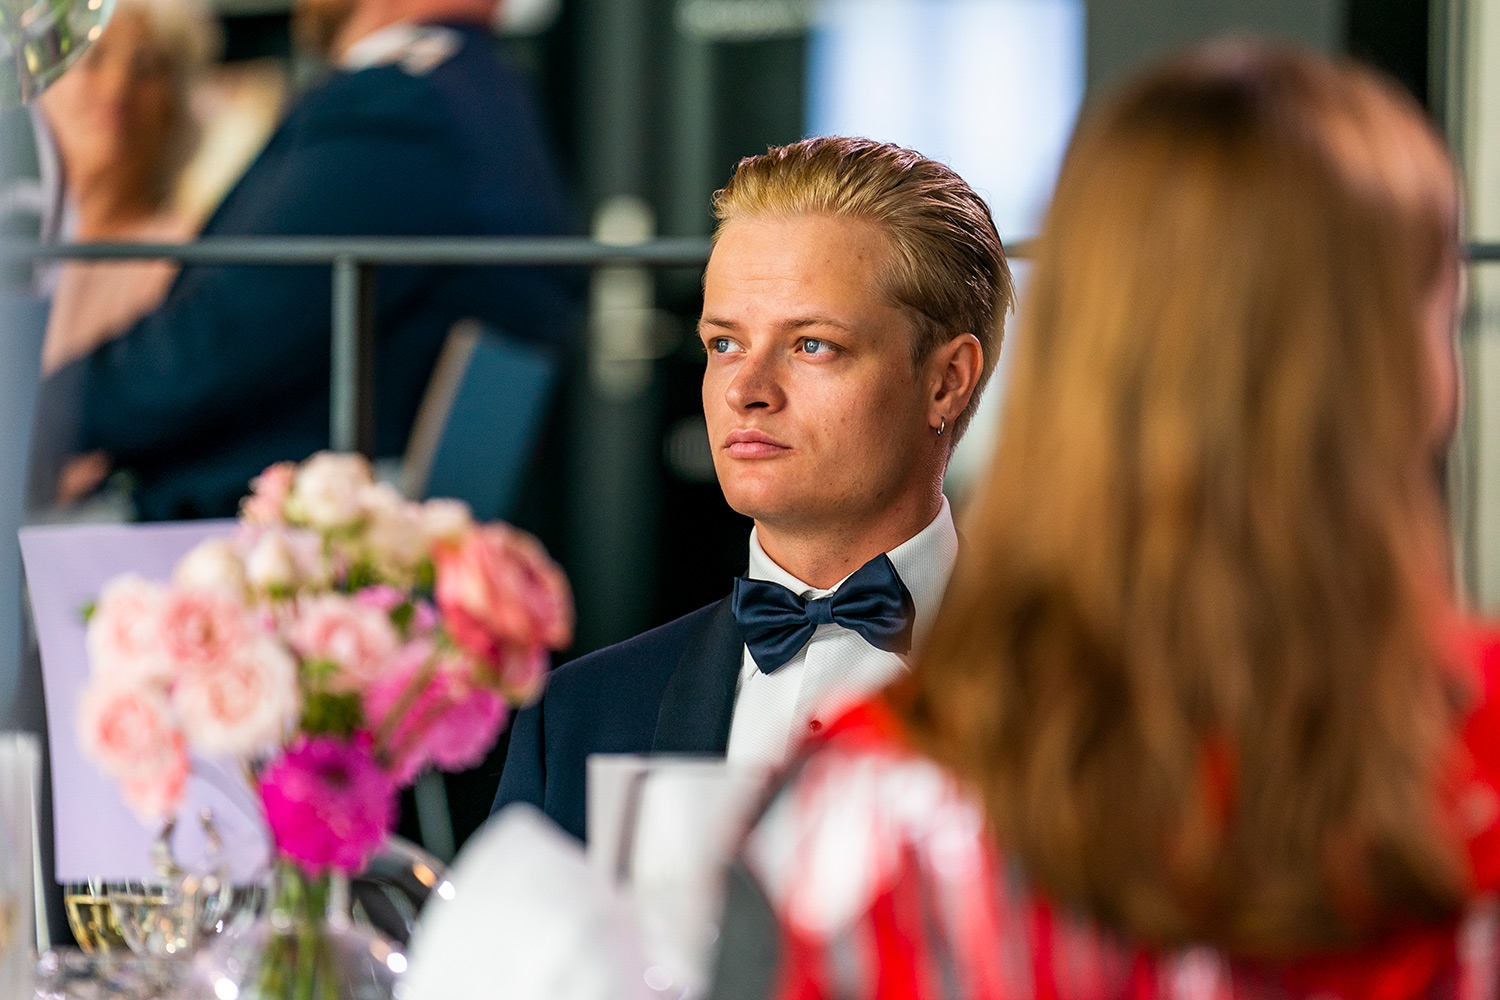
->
xmin=928 ymin=333 xmax=984 ymax=429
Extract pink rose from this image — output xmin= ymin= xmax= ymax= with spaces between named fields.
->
xmin=432 ymin=525 xmax=573 ymax=696
xmin=158 ymin=588 xmax=248 ymax=674
xmin=173 ymin=636 xmax=299 ymax=756
xmin=78 ymin=680 xmax=181 ymax=782
xmin=119 ymin=746 xmax=189 ymax=822
xmin=493 ymin=646 xmax=548 ymax=705
xmin=364 ymin=646 xmax=507 ymax=784
xmin=353 ymin=585 xmax=405 ymax=614
xmin=87 ymin=575 xmax=169 ymax=682
xmin=287 ymin=594 xmax=400 ymax=692
xmin=413 ymin=680 xmax=506 ymax=774
xmin=362 ymin=639 xmax=432 ymax=729
xmin=241 ymin=462 xmax=296 ymax=526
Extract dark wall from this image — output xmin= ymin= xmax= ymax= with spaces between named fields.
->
xmin=1347 ymin=0 xmax=1431 ymax=104
xmin=1086 ymin=0 xmax=1343 ymax=98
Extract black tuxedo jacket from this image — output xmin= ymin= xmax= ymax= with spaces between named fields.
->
xmin=491 ymin=599 xmax=744 ymax=841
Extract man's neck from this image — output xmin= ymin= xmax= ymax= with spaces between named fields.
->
xmin=754 ymin=483 xmax=945 ymax=590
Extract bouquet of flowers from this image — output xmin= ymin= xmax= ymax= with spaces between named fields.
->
xmin=77 ymin=452 xmax=573 ymax=882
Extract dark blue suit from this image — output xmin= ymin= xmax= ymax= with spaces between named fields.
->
xmin=493 ymin=599 xmax=745 ymax=841
xmin=71 ymin=23 xmax=579 ymax=520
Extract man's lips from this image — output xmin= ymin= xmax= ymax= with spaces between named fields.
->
xmin=723 ymin=428 xmax=792 ymax=459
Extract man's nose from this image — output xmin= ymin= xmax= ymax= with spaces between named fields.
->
xmin=724 ymin=348 xmax=785 ymax=412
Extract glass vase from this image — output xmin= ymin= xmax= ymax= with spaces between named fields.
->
xmin=185 ymin=860 xmax=402 ymax=1000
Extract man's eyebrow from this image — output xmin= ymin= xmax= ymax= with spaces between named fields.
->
xmin=698 ymin=314 xmax=857 ymax=334
xmin=781 ymin=315 xmax=857 ymax=333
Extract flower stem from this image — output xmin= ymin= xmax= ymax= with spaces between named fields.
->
xmin=373 ymin=654 xmax=439 ymax=751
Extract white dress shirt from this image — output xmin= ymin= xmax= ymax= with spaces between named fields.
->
xmin=724 ymin=497 xmax=959 ymax=767
xmin=339 ymin=22 xmax=461 ymax=73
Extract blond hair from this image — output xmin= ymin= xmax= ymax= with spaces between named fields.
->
xmin=712 ymin=136 xmax=1013 ymax=443
xmin=900 ymin=44 xmax=1465 ymax=956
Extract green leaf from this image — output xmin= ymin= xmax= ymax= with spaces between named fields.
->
xmin=301 ymin=658 xmax=340 ymax=686
xmin=344 ymin=561 xmax=378 ymax=593
xmin=78 ymin=600 xmax=96 ymax=625
xmin=299 ymin=692 xmax=364 ymax=738
xmin=414 ymin=559 xmax=435 ymax=594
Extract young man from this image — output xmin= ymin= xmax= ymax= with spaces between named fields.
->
xmin=493 ymin=136 xmax=1013 ymax=840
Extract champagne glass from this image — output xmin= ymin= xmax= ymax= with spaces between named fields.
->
xmin=107 ymin=810 xmax=248 ymax=959
xmin=64 ymin=877 xmax=128 ymax=954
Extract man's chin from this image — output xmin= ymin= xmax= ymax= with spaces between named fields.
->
xmin=721 ymin=486 xmax=827 ymax=530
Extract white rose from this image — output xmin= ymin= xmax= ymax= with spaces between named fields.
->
xmin=420 ymin=498 xmax=473 ymax=546
xmin=173 ymin=539 xmax=247 ymax=599
xmin=361 ymin=483 xmax=428 ymax=579
xmin=288 ymin=452 xmax=372 ymax=530
xmin=245 ymin=531 xmax=300 ymax=592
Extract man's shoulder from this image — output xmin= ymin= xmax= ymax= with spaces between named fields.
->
xmin=291 ymin=27 xmax=486 ymax=131
xmin=548 ymin=599 xmax=731 ymax=694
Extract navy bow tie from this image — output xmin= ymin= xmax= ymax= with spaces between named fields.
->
xmin=731 ymin=553 xmax=916 ymax=674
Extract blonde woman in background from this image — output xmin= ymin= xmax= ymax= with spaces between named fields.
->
xmin=38 ymin=0 xmax=220 ymax=377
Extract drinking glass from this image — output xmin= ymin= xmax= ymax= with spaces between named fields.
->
xmin=0 ymin=734 xmax=39 ymax=998
xmin=0 ymin=0 xmax=115 ymax=107
xmin=64 ymin=877 xmax=128 ymax=954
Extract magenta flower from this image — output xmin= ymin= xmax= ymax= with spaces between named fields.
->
xmin=259 ymin=737 xmax=395 ymax=874
xmin=364 ymin=646 xmax=507 ymax=785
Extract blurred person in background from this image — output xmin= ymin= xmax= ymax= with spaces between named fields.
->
xmin=710 ymin=45 xmax=1497 ymax=1000
xmin=32 ymin=0 xmax=219 ymax=507
xmin=38 ymin=0 xmax=218 ymax=376
xmin=49 ymin=0 xmax=578 ymax=520
xmin=494 ymin=137 xmax=1012 ymax=842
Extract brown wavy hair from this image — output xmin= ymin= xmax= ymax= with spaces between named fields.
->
xmin=899 ymin=43 xmax=1465 ymax=956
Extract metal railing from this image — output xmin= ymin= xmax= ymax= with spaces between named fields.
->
xmin=0 ymin=235 xmax=717 ymax=453
xmin=4 ymin=234 xmax=1499 ymax=452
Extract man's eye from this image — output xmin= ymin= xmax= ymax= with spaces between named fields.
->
xmin=801 ymin=338 xmax=831 ymax=355
xmin=709 ymin=337 xmax=739 ymax=354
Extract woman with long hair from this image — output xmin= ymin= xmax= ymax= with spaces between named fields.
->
xmin=711 ymin=43 xmax=1495 ymax=1000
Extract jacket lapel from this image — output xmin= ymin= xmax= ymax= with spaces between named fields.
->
xmin=652 ymin=598 xmax=743 ymax=754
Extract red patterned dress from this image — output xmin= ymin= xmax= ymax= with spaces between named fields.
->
xmin=716 ymin=629 xmax=1500 ymax=1000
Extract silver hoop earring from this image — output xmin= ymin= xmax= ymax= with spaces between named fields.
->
xmin=936 ymin=416 xmax=946 ymax=437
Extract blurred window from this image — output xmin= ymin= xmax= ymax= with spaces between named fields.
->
xmin=806 ymin=0 xmax=1084 ymax=240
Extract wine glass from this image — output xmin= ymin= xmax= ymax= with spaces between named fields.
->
xmin=64 ymin=877 xmax=129 ymax=954
xmin=0 ymin=0 xmax=116 ymax=108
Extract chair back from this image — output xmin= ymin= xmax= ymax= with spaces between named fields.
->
xmin=402 ymin=320 xmax=560 ymax=520
xmin=0 ymin=294 xmax=45 ymax=732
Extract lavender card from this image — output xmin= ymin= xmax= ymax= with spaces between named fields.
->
xmin=19 ymin=521 xmax=271 ymax=882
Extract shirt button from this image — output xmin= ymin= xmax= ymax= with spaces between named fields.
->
xmin=808 ymin=719 xmax=823 ymax=734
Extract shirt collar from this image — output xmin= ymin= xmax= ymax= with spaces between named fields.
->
xmin=339 ymin=22 xmax=423 ymax=70
xmin=746 ymin=495 xmax=959 ymax=646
